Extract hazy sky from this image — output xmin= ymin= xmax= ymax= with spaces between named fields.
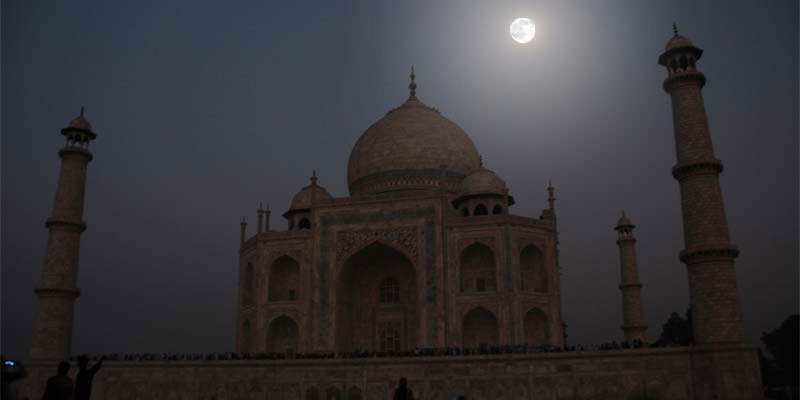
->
xmin=2 ymin=1 xmax=797 ymax=359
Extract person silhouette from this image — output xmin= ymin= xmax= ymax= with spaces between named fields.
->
xmin=75 ymin=355 xmax=104 ymax=400
xmin=41 ymin=361 xmax=73 ymax=400
xmin=393 ymin=377 xmax=414 ymax=400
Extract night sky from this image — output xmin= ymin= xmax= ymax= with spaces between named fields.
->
xmin=2 ymin=1 xmax=797 ymax=359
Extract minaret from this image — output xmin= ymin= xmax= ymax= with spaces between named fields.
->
xmin=29 ymin=108 xmax=97 ymax=360
xmin=614 ymin=211 xmax=647 ymax=342
xmin=659 ymin=27 xmax=743 ymax=344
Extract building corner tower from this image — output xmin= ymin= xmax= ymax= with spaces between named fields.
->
xmin=659 ymin=27 xmax=764 ymax=400
xmin=614 ymin=212 xmax=647 ymax=342
xmin=658 ymin=28 xmax=744 ymax=346
xmin=29 ymin=109 xmax=97 ymax=360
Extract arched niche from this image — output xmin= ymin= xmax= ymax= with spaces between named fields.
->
xmin=462 ymin=307 xmax=499 ymax=348
xmin=346 ymin=386 xmax=363 ymax=400
xmin=241 ymin=319 xmax=252 ymax=352
xmin=474 ymin=204 xmax=488 ymax=216
xmin=266 ymin=315 xmax=299 ymax=353
xmin=306 ymin=387 xmax=320 ymax=400
xmin=326 ymin=386 xmax=342 ymax=400
xmin=269 ymin=255 xmax=300 ymax=301
xmin=492 ymin=204 xmax=503 ymax=215
xmin=242 ymin=263 xmax=254 ymax=306
xmin=523 ymin=308 xmax=549 ymax=346
xmin=298 ymin=217 xmax=311 ymax=230
xmin=336 ymin=242 xmax=417 ymax=352
xmin=520 ymin=245 xmax=547 ymax=292
xmin=460 ymin=243 xmax=496 ymax=293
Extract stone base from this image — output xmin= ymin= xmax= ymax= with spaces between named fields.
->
xmin=13 ymin=346 xmax=762 ymax=400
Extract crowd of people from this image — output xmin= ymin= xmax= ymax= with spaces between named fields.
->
xmin=71 ymin=339 xmax=666 ymax=363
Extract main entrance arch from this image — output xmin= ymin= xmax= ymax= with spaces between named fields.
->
xmin=336 ymin=242 xmax=417 ymax=352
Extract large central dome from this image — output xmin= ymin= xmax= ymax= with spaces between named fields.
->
xmin=347 ymin=80 xmax=481 ymax=196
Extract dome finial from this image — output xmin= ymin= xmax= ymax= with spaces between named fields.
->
xmin=409 ymin=65 xmax=417 ymax=98
xmin=80 ymin=106 xmax=84 ymax=117
xmin=672 ymin=23 xmax=678 ymax=36
xmin=479 ymin=155 xmax=483 ymax=167
xmin=310 ymin=170 xmax=318 ymax=186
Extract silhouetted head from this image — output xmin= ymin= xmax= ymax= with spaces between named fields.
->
xmin=78 ymin=355 xmax=88 ymax=369
xmin=399 ymin=377 xmax=407 ymax=387
xmin=57 ymin=361 xmax=70 ymax=375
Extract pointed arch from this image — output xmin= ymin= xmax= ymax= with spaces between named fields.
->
xmin=520 ymin=245 xmax=547 ymax=292
xmin=306 ymin=387 xmax=320 ymax=400
xmin=460 ymin=243 xmax=496 ymax=293
xmin=346 ymin=386 xmax=363 ymax=400
xmin=269 ymin=255 xmax=300 ymax=301
xmin=266 ymin=315 xmax=299 ymax=353
xmin=298 ymin=217 xmax=311 ymax=230
xmin=241 ymin=319 xmax=252 ymax=353
xmin=326 ymin=386 xmax=341 ymax=400
xmin=474 ymin=204 xmax=488 ymax=216
xmin=492 ymin=204 xmax=503 ymax=215
xmin=242 ymin=263 xmax=254 ymax=306
xmin=462 ymin=307 xmax=499 ymax=348
xmin=337 ymin=242 xmax=417 ymax=352
xmin=524 ymin=308 xmax=549 ymax=346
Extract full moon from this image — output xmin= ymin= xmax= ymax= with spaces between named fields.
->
xmin=510 ymin=18 xmax=535 ymax=43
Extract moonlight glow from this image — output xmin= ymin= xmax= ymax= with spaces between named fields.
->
xmin=510 ymin=18 xmax=535 ymax=43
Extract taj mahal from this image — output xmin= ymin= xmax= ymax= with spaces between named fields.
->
xmin=17 ymin=30 xmax=764 ymax=399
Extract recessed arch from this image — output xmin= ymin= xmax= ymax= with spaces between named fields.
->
xmin=242 ymin=263 xmax=254 ymax=306
xmin=462 ymin=307 xmax=499 ymax=348
xmin=298 ymin=217 xmax=311 ymax=230
xmin=346 ymin=386 xmax=363 ymax=400
xmin=241 ymin=319 xmax=252 ymax=353
xmin=326 ymin=386 xmax=342 ymax=400
xmin=492 ymin=204 xmax=503 ymax=215
xmin=460 ymin=243 xmax=496 ymax=293
xmin=269 ymin=255 xmax=299 ymax=301
xmin=524 ymin=308 xmax=549 ymax=347
xmin=266 ymin=315 xmax=298 ymax=353
xmin=306 ymin=387 xmax=320 ymax=400
xmin=474 ymin=203 xmax=488 ymax=216
xmin=520 ymin=245 xmax=546 ymax=292
xmin=337 ymin=242 xmax=417 ymax=352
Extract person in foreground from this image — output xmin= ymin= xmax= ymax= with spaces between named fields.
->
xmin=393 ymin=377 xmax=414 ymax=400
xmin=75 ymin=355 xmax=104 ymax=400
xmin=41 ymin=361 xmax=73 ymax=400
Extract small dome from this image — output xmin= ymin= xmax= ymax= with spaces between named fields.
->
xmin=664 ymin=34 xmax=693 ymax=52
xmin=68 ymin=115 xmax=92 ymax=131
xmin=616 ymin=212 xmax=634 ymax=227
xmin=459 ymin=168 xmax=507 ymax=197
xmin=65 ymin=107 xmax=93 ymax=131
xmin=289 ymin=183 xmax=332 ymax=211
